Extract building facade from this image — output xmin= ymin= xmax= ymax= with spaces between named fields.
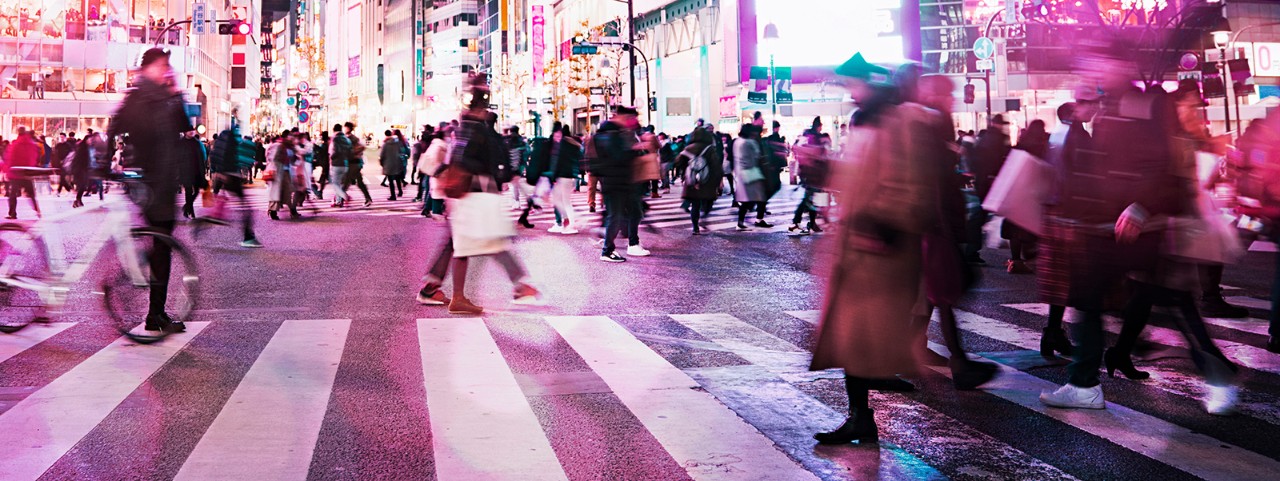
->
xmin=0 ymin=0 xmax=247 ymax=137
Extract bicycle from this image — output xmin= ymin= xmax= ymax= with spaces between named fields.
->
xmin=0 ymin=167 xmax=200 ymax=344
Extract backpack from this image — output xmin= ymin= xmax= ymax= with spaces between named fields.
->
xmin=686 ymin=144 xmax=715 ymax=187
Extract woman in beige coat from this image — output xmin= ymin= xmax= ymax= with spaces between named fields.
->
xmin=811 ymin=53 xmax=938 ymax=445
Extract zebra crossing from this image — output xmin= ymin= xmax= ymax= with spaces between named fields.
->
xmin=228 ymin=183 xmax=814 ymax=233
xmin=1 ymin=303 xmax=1278 ymax=480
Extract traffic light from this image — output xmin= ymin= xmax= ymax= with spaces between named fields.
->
xmin=219 ymin=20 xmax=251 ymax=36
xmin=963 ymin=83 xmax=976 ymax=104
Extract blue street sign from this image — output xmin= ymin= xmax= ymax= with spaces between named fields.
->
xmin=973 ymin=37 xmax=995 ymax=60
xmin=298 ymin=111 xmax=310 ymax=123
xmin=286 ymin=96 xmax=296 ymax=106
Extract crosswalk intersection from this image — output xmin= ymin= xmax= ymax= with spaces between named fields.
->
xmin=229 ymin=182 xmax=813 ymax=233
xmin=2 ymin=300 xmax=1279 ymax=480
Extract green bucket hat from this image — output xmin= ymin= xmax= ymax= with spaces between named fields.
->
xmin=835 ymin=53 xmax=892 ymax=85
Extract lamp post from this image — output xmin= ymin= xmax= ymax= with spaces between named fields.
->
xmin=762 ymin=22 xmax=779 ymax=124
xmin=1213 ymin=29 xmax=1232 ymax=135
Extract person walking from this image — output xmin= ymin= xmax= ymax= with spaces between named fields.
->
xmin=342 ymin=122 xmax=373 ymax=206
xmin=680 ymin=126 xmax=722 ymax=235
xmin=328 ymin=124 xmax=351 ymax=207
xmin=811 ymin=53 xmax=937 ymax=445
xmin=526 ymin=126 xmax=582 ymax=233
xmin=2 ymin=127 xmax=41 ymax=220
xmin=788 ymin=130 xmax=830 ymax=235
xmin=1003 ymin=119 xmax=1049 ymax=274
xmin=964 ymin=114 xmax=1012 ymax=265
xmin=313 ymin=130 xmax=331 ymax=199
xmin=427 ymin=73 xmax=541 ymax=314
xmin=265 ymin=132 xmax=304 ymax=220
xmin=381 ymin=129 xmax=408 ymax=201
xmin=1039 ymin=39 xmax=1195 ymax=411
xmin=105 ymin=47 xmax=199 ymax=333
xmin=411 ymin=126 xmax=432 ymax=201
xmin=733 ymin=123 xmax=770 ymax=230
xmin=202 ymin=125 xmax=261 ymax=247
xmin=419 ymin=126 xmax=451 ymax=218
xmin=593 ymin=106 xmax=648 ymax=262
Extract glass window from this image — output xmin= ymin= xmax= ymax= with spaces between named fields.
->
xmin=65 ymin=117 xmax=80 ymax=134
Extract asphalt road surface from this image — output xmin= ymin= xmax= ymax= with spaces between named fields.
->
xmin=1 ymin=172 xmax=1279 ymax=481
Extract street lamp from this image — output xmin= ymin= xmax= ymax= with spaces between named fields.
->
xmin=762 ymin=22 xmax=780 ymax=123
xmin=1213 ymin=28 xmax=1232 ymax=135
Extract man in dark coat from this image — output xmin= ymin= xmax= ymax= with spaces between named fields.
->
xmin=202 ymin=126 xmax=260 ymax=247
xmin=592 ymin=106 xmax=645 ymax=262
xmin=963 ymin=114 xmax=1011 ymax=264
xmin=105 ymin=47 xmax=196 ymax=333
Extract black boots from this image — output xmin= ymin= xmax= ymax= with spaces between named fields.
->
xmin=815 ymin=409 xmax=879 ymax=445
xmin=144 ymin=313 xmax=186 ymax=333
xmin=1040 ymin=327 xmax=1073 ymax=358
xmin=1200 ymin=296 xmax=1249 ymax=318
xmin=950 ymin=358 xmax=999 ymax=390
xmin=1104 ymin=347 xmax=1150 ymax=380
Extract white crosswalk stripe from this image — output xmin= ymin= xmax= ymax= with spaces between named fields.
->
xmin=225 ymin=184 xmax=817 ymax=233
xmin=0 ymin=304 xmax=1277 ymax=480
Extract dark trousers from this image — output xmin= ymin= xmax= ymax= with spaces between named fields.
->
xmin=1116 ymin=282 xmax=1237 ymax=385
xmin=7 ymin=178 xmax=37 ymax=217
xmin=415 ymin=173 xmax=428 ymax=200
xmin=601 ymin=189 xmax=638 ymax=255
xmin=386 ymin=175 xmax=405 ymax=198
xmin=343 ymin=165 xmax=372 ymax=202
xmin=964 ymin=208 xmax=990 ymax=260
xmin=315 ymin=162 xmax=330 ymax=195
xmin=737 ymin=201 xmax=765 ymax=224
xmin=426 ymin=223 xmax=454 ymax=282
xmin=689 ymin=199 xmax=713 ymax=227
xmin=1200 ymin=264 xmax=1226 ymax=300
xmin=792 ymin=188 xmax=818 ymax=225
xmin=146 ymin=219 xmax=176 ymax=316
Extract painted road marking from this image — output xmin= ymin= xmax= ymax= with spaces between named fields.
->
xmin=547 ymin=315 xmax=819 ymax=481
xmin=175 ymin=320 xmax=349 ymax=481
xmin=0 ymin=322 xmax=74 ymax=364
xmin=0 ymin=322 xmax=209 ymax=480
xmin=418 ymin=318 xmax=567 ymax=481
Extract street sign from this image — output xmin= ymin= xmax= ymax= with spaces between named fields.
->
xmin=973 ymin=37 xmax=995 ymax=60
xmin=298 ymin=111 xmax=310 ymax=123
xmin=572 ymin=44 xmax=599 ymax=55
xmin=192 ymin=2 xmax=208 ymax=35
xmin=286 ymin=96 xmax=296 ymax=106
xmin=527 ymin=97 xmax=537 ymax=105
xmin=1179 ymin=52 xmax=1200 ymax=72
xmin=1177 ymin=71 xmax=1203 ymax=83
xmin=297 ymin=81 xmax=310 ymax=94
xmin=299 ymin=98 xmax=311 ymax=109
xmin=542 ymin=97 xmax=552 ymax=103
xmin=976 ymin=58 xmax=995 ymax=71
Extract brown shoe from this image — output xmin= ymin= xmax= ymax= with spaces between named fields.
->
xmin=448 ymin=297 xmax=484 ymax=315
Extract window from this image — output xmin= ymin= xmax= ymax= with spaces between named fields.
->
xmin=231 ymin=67 xmax=247 ymax=89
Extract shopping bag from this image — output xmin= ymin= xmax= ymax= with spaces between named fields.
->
xmin=449 ymin=192 xmax=516 ymax=240
xmin=1165 ymin=193 xmax=1244 ymax=265
xmin=981 ymin=150 xmax=1051 ymax=236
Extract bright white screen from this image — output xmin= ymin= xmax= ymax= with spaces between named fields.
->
xmin=755 ymin=0 xmax=905 ymax=67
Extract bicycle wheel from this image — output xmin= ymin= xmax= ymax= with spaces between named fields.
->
xmin=100 ymin=229 xmax=200 ymax=344
xmin=0 ymin=223 xmax=50 ymax=333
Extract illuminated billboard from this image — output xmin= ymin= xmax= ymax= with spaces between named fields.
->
xmin=739 ymin=0 xmax=919 ymax=84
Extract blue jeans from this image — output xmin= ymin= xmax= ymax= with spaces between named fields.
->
xmin=330 ymin=166 xmax=349 ymax=202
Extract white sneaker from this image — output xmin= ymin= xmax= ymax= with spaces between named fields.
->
xmin=1039 ymin=383 xmax=1105 ymax=409
xmin=560 ymin=225 xmax=579 ymax=234
xmin=1204 ymin=384 xmax=1239 ymax=416
xmin=548 ymin=224 xmax=564 ymax=233
xmin=626 ymin=245 xmax=651 ymax=257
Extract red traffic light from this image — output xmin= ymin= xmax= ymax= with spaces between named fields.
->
xmin=218 ymin=20 xmax=251 ymax=36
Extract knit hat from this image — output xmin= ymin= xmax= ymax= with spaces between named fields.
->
xmin=835 ymin=53 xmax=891 ymax=84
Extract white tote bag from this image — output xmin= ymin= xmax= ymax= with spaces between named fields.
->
xmin=981 ymin=149 xmax=1052 ymax=236
xmin=450 ymin=192 xmax=516 ymax=240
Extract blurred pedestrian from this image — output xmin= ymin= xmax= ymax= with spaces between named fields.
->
xmin=1036 ymin=99 xmax=1094 ymax=359
xmin=733 ymin=123 xmax=769 ymax=230
xmin=811 ymin=53 xmax=936 ymax=445
xmin=265 ymin=131 xmax=305 ymax=220
xmin=329 ymin=124 xmax=351 ymax=207
xmin=2 ymin=127 xmax=40 ymax=219
xmin=680 ymin=126 xmax=722 ymax=235
xmin=525 ymin=126 xmax=581 ymax=233
xmin=342 ymin=122 xmax=373 ymax=206
xmin=1003 ymin=119 xmax=1049 ymax=274
xmin=964 ymin=114 xmax=1012 ymax=265
xmin=201 ymin=125 xmax=261 ymax=248
xmin=381 ymin=129 xmax=408 ymax=201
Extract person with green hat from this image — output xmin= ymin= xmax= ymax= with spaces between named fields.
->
xmin=808 ymin=52 xmax=940 ymax=446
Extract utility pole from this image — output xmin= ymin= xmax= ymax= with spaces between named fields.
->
xmin=627 ymin=0 xmax=637 ymax=108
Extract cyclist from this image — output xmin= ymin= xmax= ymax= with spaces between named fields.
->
xmin=105 ymin=47 xmax=200 ymax=334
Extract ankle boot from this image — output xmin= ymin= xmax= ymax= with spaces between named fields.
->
xmin=1104 ymin=347 xmax=1150 ymax=380
xmin=814 ymin=408 xmax=878 ymax=445
xmin=951 ymin=358 xmax=999 ymax=391
xmin=1039 ymin=327 xmax=1073 ymax=358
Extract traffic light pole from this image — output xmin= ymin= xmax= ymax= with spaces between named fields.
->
xmin=153 ymin=20 xmax=191 ymax=46
xmin=595 ymin=41 xmax=653 ymax=124
xmin=965 ymin=72 xmax=992 ymax=122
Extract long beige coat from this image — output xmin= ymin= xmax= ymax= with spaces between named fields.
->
xmin=810 ymin=103 xmax=939 ymax=378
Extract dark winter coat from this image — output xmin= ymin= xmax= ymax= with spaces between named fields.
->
xmin=590 ymin=120 xmax=641 ymax=192
xmin=106 ymin=75 xmax=194 ymax=221
xmin=527 ymin=137 xmax=581 ymax=185
xmin=380 ymin=138 xmax=408 ymax=177
xmin=679 ymin=138 xmax=723 ymax=201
